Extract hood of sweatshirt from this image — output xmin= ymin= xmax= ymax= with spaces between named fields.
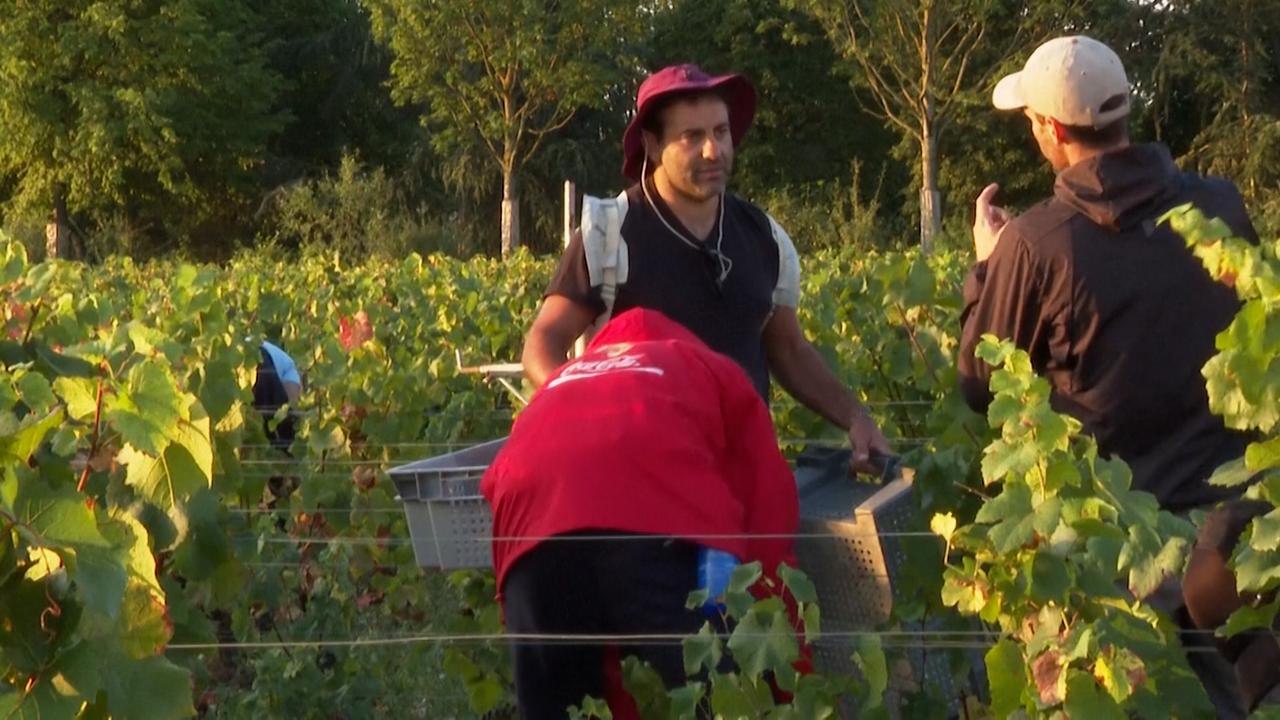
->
xmin=1053 ymin=143 xmax=1182 ymax=232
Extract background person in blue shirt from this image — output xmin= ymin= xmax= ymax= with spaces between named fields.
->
xmin=254 ymin=339 xmax=301 ymax=451
xmin=254 ymin=339 xmax=303 ymax=504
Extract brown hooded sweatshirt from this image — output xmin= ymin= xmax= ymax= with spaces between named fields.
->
xmin=959 ymin=143 xmax=1257 ymax=511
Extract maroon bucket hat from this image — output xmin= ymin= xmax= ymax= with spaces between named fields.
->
xmin=621 ymin=64 xmax=757 ymax=182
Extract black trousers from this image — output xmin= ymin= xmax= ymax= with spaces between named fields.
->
xmin=501 ymin=531 xmax=713 ymax=720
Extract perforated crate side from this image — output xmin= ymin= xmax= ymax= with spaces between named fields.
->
xmin=428 ymin=497 xmax=494 ymax=568
xmin=391 ymin=439 xmax=503 ymax=570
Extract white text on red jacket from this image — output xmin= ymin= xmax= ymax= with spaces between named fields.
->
xmin=546 ymin=351 xmax=665 ymax=389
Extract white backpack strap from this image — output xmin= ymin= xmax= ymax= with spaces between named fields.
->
xmin=581 ymin=190 xmax=629 ymax=328
xmin=767 ymin=213 xmax=800 ymax=309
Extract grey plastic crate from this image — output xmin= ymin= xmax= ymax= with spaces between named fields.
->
xmin=388 ymin=438 xmax=505 ymax=569
xmin=792 ymin=446 xmax=984 ymax=714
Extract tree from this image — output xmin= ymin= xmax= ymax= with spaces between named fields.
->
xmin=256 ymin=0 xmax=421 ymax=178
xmin=645 ymin=0 xmax=899 ymax=197
xmin=934 ymin=1 xmax=1141 ymax=228
xmin=363 ymin=0 xmax=642 ymax=257
xmin=1145 ymin=0 xmax=1280 ymax=228
xmin=786 ymin=0 xmax=1034 ymax=252
xmin=0 ymin=0 xmax=284 ymax=257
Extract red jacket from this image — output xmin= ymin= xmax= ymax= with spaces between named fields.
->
xmin=482 ymin=308 xmax=798 ymax=593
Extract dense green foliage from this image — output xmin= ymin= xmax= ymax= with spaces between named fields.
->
xmin=1166 ymin=205 xmax=1280 ymax=646
xmin=4 ymin=1 xmax=1279 ymax=258
xmin=2 ymin=202 xmax=1280 ymax=717
xmin=3 ymin=3 xmax=1280 ymax=714
xmin=937 ymin=338 xmax=1210 ymax=717
xmin=0 ymin=0 xmax=283 ymax=252
xmin=0 ymin=236 xmax=546 ymax=717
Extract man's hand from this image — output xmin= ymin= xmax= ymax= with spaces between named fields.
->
xmin=973 ymin=183 xmax=1012 ymax=262
xmin=848 ymin=408 xmax=892 ymax=476
xmin=763 ymin=307 xmax=892 ymax=477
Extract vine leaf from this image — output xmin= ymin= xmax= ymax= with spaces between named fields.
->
xmin=105 ymin=359 xmax=185 ymax=456
xmin=725 ymin=604 xmax=798 ymax=677
xmin=985 ymin=638 xmax=1027 ymax=718
xmin=1032 ymin=649 xmax=1065 ymax=705
xmin=0 ymin=407 xmax=64 ymax=464
xmin=13 ymin=482 xmax=110 ymax=549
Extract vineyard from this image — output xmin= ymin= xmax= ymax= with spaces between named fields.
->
xmin=1 ymin=213 xmax=1277 ymax=718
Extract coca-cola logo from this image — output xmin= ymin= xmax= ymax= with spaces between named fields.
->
xmin=566 ymin=355 xmax=641 ymax=373
xmin=547 ymin=352 xmax=665 ymax=389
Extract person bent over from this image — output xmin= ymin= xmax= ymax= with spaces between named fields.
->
xmin=482 ymin=308 xmax=800 ymax=719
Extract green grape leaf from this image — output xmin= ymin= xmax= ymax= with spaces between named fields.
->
xmin=102 ymin=655 xmax=194 ymax=719
xmin=569 ymin=697 xmax=613 ymax=720
xmin=1124 ymin=529 xmax=1190 ymax=600
xmin=1232 ymin=543 xmax=1280 ymax=592
xmin=940 ymin=567 xmax=990 ymax=614
xmin=198 ymin=357 xmax=241 ymax=423
xmin=682 ymin=622 xmax=722 ymax=676
xmin=777 ymin=562 xmax=817 ymax=605
xmin=1064 ymin=668 xmax=1125 ymax=719
xmin=709 ymin=672 xmax=773 ymax=718
xmin=0 ymin=407 xmax=65 ymax=464
xmin=47 ymin=639 xmax=104 ymax=711
xmin=802 ymin=602 xmax=821 ymax=641
xmin=1246 ymin=437 xmax=1280 ymax=472
xmin=33 ymin=343 xmax=97 ymax=380
xmin=74 ymin=545 xmax=129 ymax=620
xmin=1093 ymin=648 xmax=1145 ymax=704
xmin=852 ymin=634 xmax=887 ymax=711
xmin=990 ymin=514 xmax=1037 ymax=555
xmin=54 ymin=377 xmax=99 ymax=422
xmin=16 ymin=371 xmax=56 ymax=412
xmin=1221 ymin=599 xmax=1280 ymax=637
xmin=1203 ymin=456 xmax=1254 ymax=484
xmin=667 ymin=684 xmax=704 ymax=719
xmin=0 ymin=238 xmax=27 ymax=282
xmin=975 ymin=335 xmax=1014 ymax=366
xmin=724 ymin=561 xmax=764 ymax=619
xmin=119 ymin=440 xmax=211 ymax=513
xmin=0 ymin=374 xmax=16 ymax=412
xmin=1033 ymin=496 xmax=1064 ymax=535
xmin=12 ymin=483 xmax=109 ymax=548
xmin=105 ymin=360 xmax=185 ymax=456
xmin=985 ymin=638 xmax=1027 ymax=719
xmin=621 ymin=656 xmax=675 ymax=719
xmin=975 ymin=481 xmax=1032 ymax=524
xmin=1247 ymin=510 xmax=1280 ymax=552
xmin=726 ymin=606 xmax=799 ymax=677
xmin=0 ymin=675 xmax=85 ymax=719
xmin=1029 ymin=550 xmax=1071 ymax=604
xmin=980 ymin=441 xmax=1040 ymax=485
xmin=118 ymin=581 xmax=172 ymax=658
xmin=169 ymin=403 xmax=213 ymax=484
xmin=125 ymin=322 xmax=166 ymax=357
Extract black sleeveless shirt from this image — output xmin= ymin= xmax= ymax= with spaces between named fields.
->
xmin=547 ymin=177 xmax=781 ymax=397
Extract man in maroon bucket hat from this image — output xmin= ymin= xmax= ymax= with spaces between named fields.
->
xmin=523 ymin=63 xmax=890 ymax=472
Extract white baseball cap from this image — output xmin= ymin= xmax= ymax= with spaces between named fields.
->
xmin=993 ymin=36 xmax=1130 ymax=129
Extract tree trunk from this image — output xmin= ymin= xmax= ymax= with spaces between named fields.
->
xmin=919 ymin=123 xmax=941 ymax=254
xmin=500 ymin=164 xmax=520 ymax=258
xmin=917 ymin=2 xmax=943 ymax=254
xmin=47 ymin=185 xmax=73 ymax=260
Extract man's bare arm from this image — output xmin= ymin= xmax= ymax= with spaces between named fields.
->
xmin=763 ymin=307 xmax=890 ymax=470
xmin=520 ymin=296 xmax=596 ymax=388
